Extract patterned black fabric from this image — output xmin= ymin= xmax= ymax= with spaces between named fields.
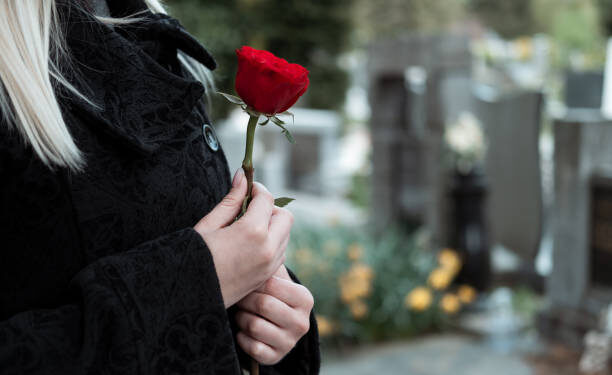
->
xmin=0 ymin=2 xmax=320 ymax=374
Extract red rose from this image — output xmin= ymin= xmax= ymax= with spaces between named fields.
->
xmin=235 ymin=46 xmax=309 ymax=115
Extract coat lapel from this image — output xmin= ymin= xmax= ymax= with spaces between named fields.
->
xmin=60 ymin=4 xmax=213 ymax=156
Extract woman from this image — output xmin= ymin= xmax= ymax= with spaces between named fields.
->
xmin=0 ymin=0 xmax=320 ymax=374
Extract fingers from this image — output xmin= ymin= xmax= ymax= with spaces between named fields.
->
xmin=234 ymin=264 xmax=315 ymax=365
xmin=237 ymin=291 xmax=295 ymax=328
xmin=196 ymin=169 xmax=247 ymax=231
xmin=236 ymin=331 xmax=279 ymax=365
xmin=235 ymin=287 xmax=313 ymax=365
xmin=258 ymin=230 xmax=289 ymax=275
xmin=267 ymin=207 xmax=293 ymax=248
xmin=240 ymin=182 xmax=274 ymax=228
xmin=236 ymin=310 xmax=290 ymax=347
xmin=258 ymin=276 xmax=314 ymax=311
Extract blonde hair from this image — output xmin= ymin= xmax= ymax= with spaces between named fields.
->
xmin=0 ymin=0 xmax=213 ymax=171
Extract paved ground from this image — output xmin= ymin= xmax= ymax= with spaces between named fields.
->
xmin=320 ymin=334 xmax=534 ymax=375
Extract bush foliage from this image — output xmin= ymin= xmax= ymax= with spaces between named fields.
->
xmin=286 ymin=224 xmax=478 ymax=347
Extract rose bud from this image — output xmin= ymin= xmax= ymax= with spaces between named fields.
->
xmin=235 ymin=46 xmax=309 ymax=115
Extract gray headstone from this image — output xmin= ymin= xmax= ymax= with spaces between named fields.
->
xmin=367 ymin=33 xmax=472 ymax=235
xmin=370 ymin=74 xmax=409 ymax=227
xmin=550 ymin=117 xmax=612 ymax=309
xmin=564 ymin=70 xmax=604 ymax=109
xmin=474 ymin=89 xmax=544 ymax=261
xmin=537 ymin=114 xmax=612 ymax=350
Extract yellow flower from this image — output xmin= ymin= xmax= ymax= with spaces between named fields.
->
xmin=347 ymin=243 xmax=364 ymax=261
xmin=340 ymin=285 xmax=356 ymax=303
xmin=428 ymin=267 xmax=453 ymax=290
xmin=458 ymin=285 xmax=477 ymax=304
xmin=316 ymin=314 xmax=335 ymax=337
xmin=339 ymin=277 xmax=371 ymax=303
xmin=338 ymin=263 xmax=374 ymax=303
xmin=438 ymin=248 xmax=462 ymax=275
xmin=351 ymin=263 xmax=374 ymax=280
xmin=405 ymin=286 xmax=433 ymax=311
xmin=440 ymin=294 xmax=461 ymax=314
xmin=350 ymin=300 xmax=368 ymax=319
xmin=295 ymin=248 xmax=313 ymax=265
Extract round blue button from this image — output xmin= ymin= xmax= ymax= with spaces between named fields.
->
xmin=202 ymin=123 xmax=219 ymax=152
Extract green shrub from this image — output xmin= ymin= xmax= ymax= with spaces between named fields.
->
xmin=287 ymin=224 xmax=478 ymax=347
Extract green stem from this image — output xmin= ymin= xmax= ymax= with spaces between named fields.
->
xmin=241 ymin=114 xmax=259 ymax=216
xmin=242 ymin=114 xmax=260 ymax=374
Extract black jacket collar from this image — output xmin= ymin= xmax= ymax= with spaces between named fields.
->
xmin=59 ymin=3 xmax=215 ymax=155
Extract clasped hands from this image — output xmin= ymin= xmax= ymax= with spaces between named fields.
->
xmin=194 ymin=169 xmax=313 ymax=365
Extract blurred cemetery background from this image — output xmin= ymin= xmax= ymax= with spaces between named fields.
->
xmin=168 ymin=0 xmax=612 ymax=374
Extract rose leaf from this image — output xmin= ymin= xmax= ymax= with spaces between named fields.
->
xmin=274 ymin=197 xmax=295 ymax=207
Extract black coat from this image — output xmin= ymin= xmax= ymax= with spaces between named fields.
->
xmin=0 ymin=1 xmax=320 ymax=374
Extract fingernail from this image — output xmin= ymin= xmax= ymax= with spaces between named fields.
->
xmin=232 ymin=168 xmax=244 ymax=187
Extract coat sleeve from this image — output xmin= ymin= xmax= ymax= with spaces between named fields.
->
xmin=0 ymin=227 xmax=241 ymax=375
xmin=229 ymin=268 xmax=321 ymax=375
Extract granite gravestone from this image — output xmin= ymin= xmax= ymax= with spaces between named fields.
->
xmin=367 ymin=34 xmax=472 ymax=238
xmin=538 ymin=115 xmax=612 ymax=348
xmin=564 ymin=71 xmax=604 ymax=109
xmin=474 ymin=89 xmax=544 ymax=262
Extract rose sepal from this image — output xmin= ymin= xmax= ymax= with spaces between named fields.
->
xmin=269 ymin=115 xmax=295 ymax=144
xmin=218 ymin=92 xmax=296 ymax=144
xmin=218 ymin=92 xmax=245 ymax=105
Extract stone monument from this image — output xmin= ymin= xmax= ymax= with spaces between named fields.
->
xmin=367 ymin=33 xmax=472 ymax=239
xmin=474 ymin=88 xmax=544 ymax=262
xmin=538 ymin=112 xmax=612 ymax=348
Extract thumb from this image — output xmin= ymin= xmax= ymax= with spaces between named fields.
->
xmin=198 ymin=168 xmax=247 ymax=231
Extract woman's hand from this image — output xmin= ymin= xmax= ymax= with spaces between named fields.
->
xmin=234 ymin=265 xmax=314 ymax=365
xmin=194 ymin=169 xmax=293 ymax=308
